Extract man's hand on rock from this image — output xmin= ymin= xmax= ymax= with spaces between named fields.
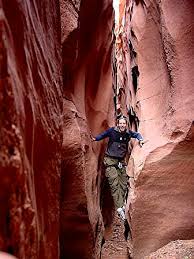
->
xmin=139 ymin=140 xmax=144 ymax=147
xmin=90 ymin=134 xmax=96 ymax=141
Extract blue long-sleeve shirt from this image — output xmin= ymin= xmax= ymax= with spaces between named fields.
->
xmin=95 ymin=127 xmax=143 ymax=158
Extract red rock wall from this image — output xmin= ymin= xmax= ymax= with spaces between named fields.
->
xmin=1 ymin=0 xmax=115 ymax=258
xmin=145 ymin=239 xmax=194 ymax=259
xmin=115 ymin=0 xmax=194 ymax=258
xmin=5 ymin=0 xmax=194 ymax=258
xmin=60 ymin=0 xmax=114 ymax=258
xmin=0 ymin=0 xmax=62 ymax=258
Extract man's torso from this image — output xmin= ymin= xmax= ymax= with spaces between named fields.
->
xmin=105 ymin=128 xmax=131 ymax=159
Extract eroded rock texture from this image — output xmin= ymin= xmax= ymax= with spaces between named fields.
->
xmin=60 ymin=0 xmax=114 ymax=258
xmin=114 ymin=0 xmax=194 ymax=258
xmin=145 ymin=239 xmax=194 ymax=259
xmin=1 ymin=0 xmax=114 ymax=258
xmin=2 ymin=0 xmax=194 ymax=258
xmin=0 ymin=0 xmax=62 ymax=258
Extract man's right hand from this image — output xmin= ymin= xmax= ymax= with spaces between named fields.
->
xmin=90 ymin=134 xmax=96 ymax=141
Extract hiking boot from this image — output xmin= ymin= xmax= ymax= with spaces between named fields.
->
xmin=117 ymin=207 xmax=126 ymax=221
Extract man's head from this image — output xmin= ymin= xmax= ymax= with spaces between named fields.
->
xmin=117 ymin=116 xmax=128 ymax=132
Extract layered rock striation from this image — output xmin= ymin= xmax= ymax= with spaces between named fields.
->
xmin=0 ymin=0 xmax=62 ymax=258
xmin=1 ymin=0 xmax=115 ymax=258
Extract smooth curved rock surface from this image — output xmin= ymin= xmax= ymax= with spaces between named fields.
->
xmin=114 ymin=0 xmax=194 ymax=258
xmin=0 ymin=252 xmax=17 ymax=259
xmin=60 ymin=0 xmax=114 ymax=258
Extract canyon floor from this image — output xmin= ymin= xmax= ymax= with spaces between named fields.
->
xmin=101 ymin=213 xmax=132 ymax=259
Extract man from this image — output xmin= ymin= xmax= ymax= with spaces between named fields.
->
xmin=92 ymin=115 xmax=143 ymax=221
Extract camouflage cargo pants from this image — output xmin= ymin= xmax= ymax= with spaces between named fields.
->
xmin=103 ymin=156 xmax=128 ymax=209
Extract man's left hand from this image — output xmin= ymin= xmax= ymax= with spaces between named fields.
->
xmin=139 ymin=140 xmax=144 ymax=147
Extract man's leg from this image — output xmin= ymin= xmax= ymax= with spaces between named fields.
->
xmin=118 ymin=165 xmax=128 ymax=207
xmin=104 ymin=156 xmax=127 ymax=209
xmin=116 ymin=165 xmax=128 ymax=221
xmin=105 ymin=165 xmax=122 ymax=209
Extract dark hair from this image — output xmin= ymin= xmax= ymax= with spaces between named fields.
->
xmin=117 ymin=115 xmax=128 ymax=123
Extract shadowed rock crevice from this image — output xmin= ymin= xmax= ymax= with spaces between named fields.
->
xmin=131 ymin=66 xmax=139 ymax=94
xmin=60 ymin=160 xmax=94 ymax=259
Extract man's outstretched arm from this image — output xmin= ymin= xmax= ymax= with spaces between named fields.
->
xmin=91 ymin=127 xmax=113 ymax=141
xmin=130 ymin=130 xmax=144 ymax=147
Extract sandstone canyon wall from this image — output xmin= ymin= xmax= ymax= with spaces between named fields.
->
xmin=60 ymin=1 xmax=114 ymax=258
xmin=1 ymin=0 xmax=115 ymax=258
xmin=114 ymin=0 xmax=194 ymax=258
xmin=0 ymin=0 xmax=62 ymax=258
xmin=1 ymin=0 xmax=194 ymax=258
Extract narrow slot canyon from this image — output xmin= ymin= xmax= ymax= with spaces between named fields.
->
xmin=1 ymin=0 xmax=194 ymax=259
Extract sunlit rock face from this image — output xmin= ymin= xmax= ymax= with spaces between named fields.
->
xmin=115 ymin=0 xmax=194 ymax=258
xmin=60 ymin=0 xmax=114 ymax=258
xmin=145 ymin=240 xmax=194 ymax=259
xmin=0 ymin=252 xmax=18 ymax=259
xmin=0 ymin=0 xmax=62 ymax=258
